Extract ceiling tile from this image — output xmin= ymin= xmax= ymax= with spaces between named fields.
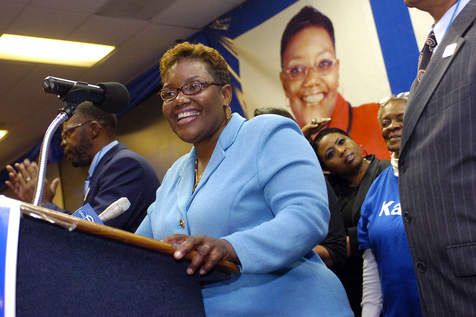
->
xmin=0 ymin=2 xmax=28 ymax=31
xmin=80 ymin=46 xmax=158 ymax=84
xmin=29 ymin=0 xmax=109 ymax=15
xmin=96 ymin=0 xmax=175 ymax=21
xmin=6 ymin=6 xmax=87 ymax=39
xmin=0 ymin=60 xmax=35 ymax=96
xmin=67 ymin=14 xmax=148 ymax=45
xmin=151 ymin=0 xmax=242 ymax=28
xmin=123 ymin=24 xmax=196 ymax=52
xmin=0 ymin=64 xmax=87 ymax=119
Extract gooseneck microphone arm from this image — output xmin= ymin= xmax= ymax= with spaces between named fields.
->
xmin=33 ymin=103 xmax=76 ymax=206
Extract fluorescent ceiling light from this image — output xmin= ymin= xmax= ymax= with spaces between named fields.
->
xmin=0 ymin=130 xmax=8 ymax=142
xmin=0 ymin=34 xmax=115 ymax=67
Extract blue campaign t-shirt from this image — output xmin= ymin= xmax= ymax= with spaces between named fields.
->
xmin=358 ymin=166 xmax=421 ymax=317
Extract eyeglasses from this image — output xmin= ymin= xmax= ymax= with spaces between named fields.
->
xmin=61 ymin=120 xmax=93 ymax=140
xmin=379 ymin=91 xmax=410 ymax=106
xmin=159 ymin=80 xmax=224 ymax=102
xmin=283 ymin=58 xmax=337 ymax=80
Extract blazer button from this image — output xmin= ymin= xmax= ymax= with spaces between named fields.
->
xmin=416 ymin=261 xmax=427 ymax=273
xmin=403 ymin=210 xmax=412 ymax=224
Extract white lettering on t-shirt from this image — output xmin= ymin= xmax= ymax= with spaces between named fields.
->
xmin=378 ymin=201 xmax=401 ymax=216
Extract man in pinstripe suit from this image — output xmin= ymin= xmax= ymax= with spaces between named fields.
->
xmin=399 ymin=0 xmax=476 ymax=315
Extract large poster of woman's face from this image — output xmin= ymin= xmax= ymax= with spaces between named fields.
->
xmin=231 ymin=0 xmax=432 ymax=159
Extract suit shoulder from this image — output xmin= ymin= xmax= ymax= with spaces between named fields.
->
xmin=165 ymin=152 xmax=191 ymax=174
xmin=170 ymin=152 xmax=191 ymax=168
xmin=105 ymin=148 xmax=158 ymax=180
xmin=111 ymin=148 xmax=151 ymax=166
xmin=245 ymin=114 xmax=301 ymax=135
xmin=157 ymin=152 xmax=191 ymax=185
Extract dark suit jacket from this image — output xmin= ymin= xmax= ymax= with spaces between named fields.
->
xmin=321 ymin=180 xmax=346 ymax=268
xmin=399 ymin=2 xmax=476 ymax=315
xmin=85 ymin=143 xmax=159 ymax=232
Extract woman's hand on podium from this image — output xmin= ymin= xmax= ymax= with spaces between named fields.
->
xmin=5 ymin=159 xmax=59 ymax=203
xmin=165 ymin=234 xmax=238 ymax=275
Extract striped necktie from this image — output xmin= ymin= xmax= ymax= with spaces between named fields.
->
xmin=417 ymin=30 xmax=437 ymax=82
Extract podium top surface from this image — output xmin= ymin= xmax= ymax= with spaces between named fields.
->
xmin=19 ymin=201 xmax=239 ymax=274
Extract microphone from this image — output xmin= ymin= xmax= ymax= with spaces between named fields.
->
xmin=98 ymin=197 xmax=131 ymax=222
xmin=43 ymin=76 xmax=130 ymax=113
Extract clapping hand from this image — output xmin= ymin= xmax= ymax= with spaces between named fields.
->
xmin=164 ymin=234 xmax=239 ymax=275
xmin=5 ymin=159 xmax=59 ymax=203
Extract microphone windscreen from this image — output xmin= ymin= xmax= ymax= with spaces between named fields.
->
xmin=98 ymin=197 xmax=131 ymax=222
xmin=97 ymin=82 xmax=130 ymax=113
xmin=115 ymin=197 xmax=131 ymax=212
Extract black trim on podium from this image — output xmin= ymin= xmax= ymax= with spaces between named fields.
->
xmin=16 ymin=216 xmax=206 ymax=316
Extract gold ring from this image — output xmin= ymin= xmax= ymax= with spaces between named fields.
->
xmin=25 ymin=177 xmax=31 ymax=182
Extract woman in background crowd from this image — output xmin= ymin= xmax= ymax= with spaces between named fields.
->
xmin=313 ymin=127 xmax=389 ymax=315
xmin=136 ymin=42 xmax=352 ymax=316
xmin=358 ymin=93 xmax=421 ymax=316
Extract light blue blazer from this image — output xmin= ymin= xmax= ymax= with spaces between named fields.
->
xmin=136 ymin=114 xmax=352 ymax=316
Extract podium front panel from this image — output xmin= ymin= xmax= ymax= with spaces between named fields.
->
xmin=16 ymin=217 xmax=205 ymax=316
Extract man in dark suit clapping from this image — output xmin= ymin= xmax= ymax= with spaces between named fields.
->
xmin=399 ymin=0 xmax=476 ymax=315
xmin=6 ymin=101 xmax=160 ymax=232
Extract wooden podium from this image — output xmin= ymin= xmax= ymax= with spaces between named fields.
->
xmin=15 ymin=203 xmax=238 ymax=316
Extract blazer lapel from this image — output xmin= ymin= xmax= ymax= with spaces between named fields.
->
xmin=176 ymin=151 xmax=195 ymax=214
xmin=401 ymin=2 xmax=475 ymax=155
xmin=193 ymin=144 xmax=225 ymax=195
xmin=193 ymin=114 xmax=245 ymax=195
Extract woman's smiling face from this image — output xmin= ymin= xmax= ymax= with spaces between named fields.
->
xmin=161 ymin=58 xmax=231 ymax=145
xmin=379 ymin=99 xmax=406 ymax=153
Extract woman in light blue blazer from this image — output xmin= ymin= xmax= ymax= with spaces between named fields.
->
xmin=136 ymin=41 xmax=352 ymax=317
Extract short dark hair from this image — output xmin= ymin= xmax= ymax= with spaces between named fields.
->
xmin=74 ymin=101 xmax=117 ymax=136
xmin=160 ymin=41 xmax=231 ymax=85
xmin=253 ymin=107 xmax=295 ymax=120
xmin=280 ymin=6 xmax=335 ymax=67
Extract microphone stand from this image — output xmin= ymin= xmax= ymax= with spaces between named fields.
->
xmin=33 ymin=102 xmax=76 ymax=206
